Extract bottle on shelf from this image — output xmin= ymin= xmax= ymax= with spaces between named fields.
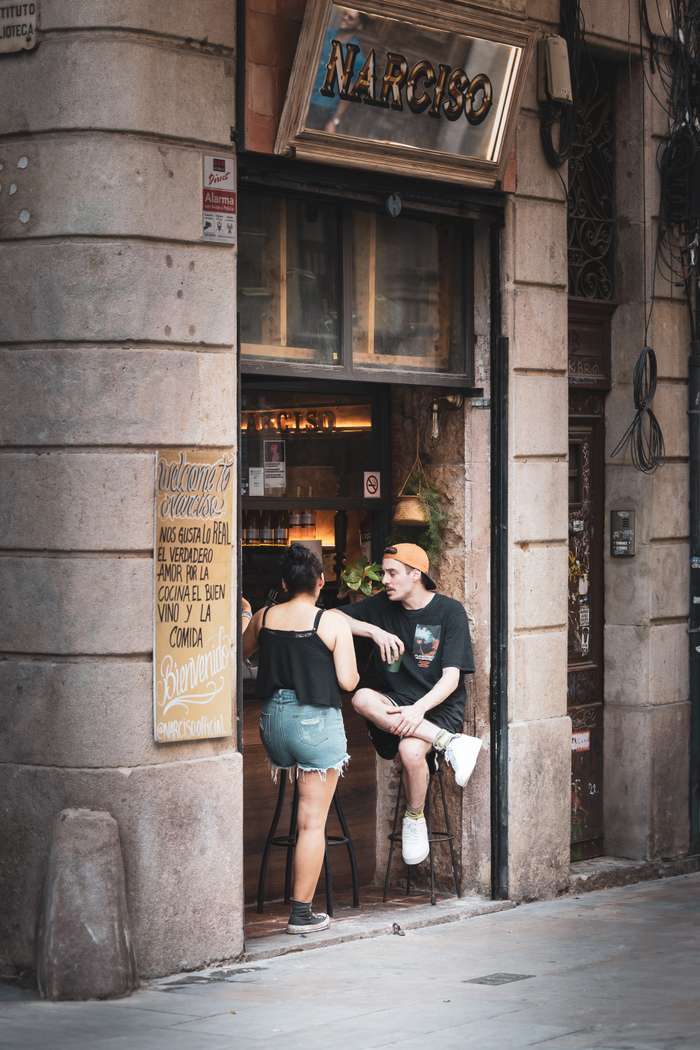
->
xmin=289 ymin=486 xmax=303 ymax=542
xmin=301 ymin=484 xmax=315 ymax=539
xmin=242 ymin=509 xmax=249 ymax=545
xmin=275 ymin=509 xmax=289 ymax=545
xmin=247 ymin=508 xmax=260 ymax=545
xmin=260 ymin=508 xmax=274 ymax=546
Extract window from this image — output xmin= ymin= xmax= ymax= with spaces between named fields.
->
xmin=239 ymin=195 xmax=340 ymax=364
xmin=239 ymin=189 xmax=473 ymax=383
xmin=351 ymin=210 xmax=465 ymax=373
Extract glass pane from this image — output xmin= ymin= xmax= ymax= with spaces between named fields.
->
xmin=241 ymin=390 xmax=374 ymax=500
xmin=239 ymin=194 xmax=340 ymax=365
xmin=352 ymin=211 xmax=466 ymax=373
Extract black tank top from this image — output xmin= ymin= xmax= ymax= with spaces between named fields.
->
xmin=256 ymin=607 xmax=342 ymax=709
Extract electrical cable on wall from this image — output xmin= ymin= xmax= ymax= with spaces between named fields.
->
xmin=612 ymin=0 xmax=700 ymax=472
xmin=608 ymin=0 xmax=666 ymax=474
xmin=639 ymin=0 xmax=700 ymax=348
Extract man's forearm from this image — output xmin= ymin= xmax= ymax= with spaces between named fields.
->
xmin=335 ymin=609 xmax=376 ymax=640
xmin=414 ymin=670 xmax=460 ymax=714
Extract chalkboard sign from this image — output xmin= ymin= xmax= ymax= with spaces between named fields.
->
xmin=154 ymin=449 xmax=234 ymax=742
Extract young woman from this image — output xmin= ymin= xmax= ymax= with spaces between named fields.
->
xmin=243 ymin=544 xmax=359 ymax=934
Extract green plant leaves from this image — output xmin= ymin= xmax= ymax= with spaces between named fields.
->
xmin=340 ymin=559 xmax=383 ymax=594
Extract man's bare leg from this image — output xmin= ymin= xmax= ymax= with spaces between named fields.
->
xmin=352 ymin=686 xmax=483 ymax=796
xmin=397 ymin=737 xmax=432 ymax=810
xmin=352 ymin=688 xmax=441 ymax=745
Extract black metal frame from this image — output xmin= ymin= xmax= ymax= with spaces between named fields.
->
xmin=238 ymin=158 xmax=482 ymax=392
xmin=490 ymin=224 xmax=509 ymax=901
xmin=256 ymin=776 xmax=360 ymax=917
xmin=690 ymin=336 xmax=700 ymax=854
xmin=566 ymin=61 xmax=616 ymax=303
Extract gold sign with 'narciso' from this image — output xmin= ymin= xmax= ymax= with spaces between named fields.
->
xmin=154 ymin=449 xmax=234 ymax=743
xmin=320 ymin=39 xmax=493 ymax=125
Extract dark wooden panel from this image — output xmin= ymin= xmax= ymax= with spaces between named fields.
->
xmin=242 ymin=698 xmax=377 ymax=905
xmin=568 ymin=400 xmax=605 ymax=858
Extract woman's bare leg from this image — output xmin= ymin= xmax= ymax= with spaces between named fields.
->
xmin=292 ymin=768 xmax=339 ymax=903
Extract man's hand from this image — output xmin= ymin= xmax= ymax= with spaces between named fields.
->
xmin=370 ymin=627 xmax=405 ymax=664
xmin=386 ymin=703 xmax=426 ymax=737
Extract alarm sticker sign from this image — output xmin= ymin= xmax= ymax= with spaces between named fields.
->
xmin=202 ymin=154 xmax=237 ymax=244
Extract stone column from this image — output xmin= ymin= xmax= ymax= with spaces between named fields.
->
xmin=0 ymin=2 xmax=242 ymax=979
xmin=603 ymin=67 xmax=690 ymax=860
xmin=502 ymin=59 xmax=572 ymax=899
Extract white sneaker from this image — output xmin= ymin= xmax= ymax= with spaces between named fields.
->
xmin=402 ymin=815 xmax=429 ymax=866
xmin=445 ymin=734 xmax=483 ymax=788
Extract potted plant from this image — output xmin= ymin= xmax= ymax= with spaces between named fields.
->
xmin=339 ymin=558 xmax=383 ymax=600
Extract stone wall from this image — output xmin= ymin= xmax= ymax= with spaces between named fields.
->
xmin=502 ymin=43 xmax=572 ymax=900
xmin=0 ymin=1 xmax=242 ymax=979
xmin=604 ymin=65 xmax=690 ymax=861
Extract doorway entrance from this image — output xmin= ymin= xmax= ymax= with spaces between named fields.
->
xmin=568 ymin=388 xmax=606 ymax=860
xmin=240 ymin=377 xmax=388 ymax=931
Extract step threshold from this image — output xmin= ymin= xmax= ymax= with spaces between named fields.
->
xmin=242 ymin=895 xmax=515 ymax=964
xmin=569 ymin=853 xmax=700 ymax=895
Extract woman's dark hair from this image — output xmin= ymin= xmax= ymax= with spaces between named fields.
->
xmin=280 ymin=543 xmax=323 ymax=597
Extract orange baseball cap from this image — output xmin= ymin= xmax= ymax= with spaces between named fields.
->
xmin=382 ymin=543 xmax=436 ymax=590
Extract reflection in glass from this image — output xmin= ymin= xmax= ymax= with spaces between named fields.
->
xmin=239 ymin=194 xmax=340 ymax=364
xmin=241 ymin=390 xmax=374 ymax=505
xmin=352 ymin=211 xmax=465 ymax=373
xmin=305 ymin=4 xmax=520 ymax=164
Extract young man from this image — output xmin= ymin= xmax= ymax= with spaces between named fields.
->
xmin=340 ymin=544 xmax=482 ymax=867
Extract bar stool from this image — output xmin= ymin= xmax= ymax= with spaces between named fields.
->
xmin=256 ymin=775 xmax=360 ymax=917
xmin=383 ymin=758 xmax=461 ymax=906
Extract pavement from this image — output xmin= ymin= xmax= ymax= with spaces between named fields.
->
xmin=1 ymin=873 xmax=699 ymax=1050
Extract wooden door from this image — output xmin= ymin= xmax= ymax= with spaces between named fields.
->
xmin=568 ymin=392 xmax=605 ymax=860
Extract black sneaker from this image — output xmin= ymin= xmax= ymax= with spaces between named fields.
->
xmin=286 ymin=903 xmax=331 ymax=935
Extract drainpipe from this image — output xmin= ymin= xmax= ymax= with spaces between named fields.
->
xmin=689 ymin=301 xmax=700 ymax=853
xmin=490 ymin=221 xmax=509 ymax=899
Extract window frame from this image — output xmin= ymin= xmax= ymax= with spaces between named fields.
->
xmin=238 ymin=179 xmax=478 ymax=389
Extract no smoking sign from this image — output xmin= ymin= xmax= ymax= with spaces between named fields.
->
xmin=363 ymin=472 xmax=381 ymax=498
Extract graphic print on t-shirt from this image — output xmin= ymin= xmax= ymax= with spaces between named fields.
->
xmin=413 ymin=625 xmax=441 ymax=668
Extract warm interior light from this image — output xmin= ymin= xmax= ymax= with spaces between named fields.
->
xmin=241 ymin=404 xmax=372 ymax=432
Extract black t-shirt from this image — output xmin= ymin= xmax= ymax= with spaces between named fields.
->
xmin=344 ymin=592 xmax=474 ymax=716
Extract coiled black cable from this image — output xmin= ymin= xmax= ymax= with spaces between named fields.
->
xmin=609 ymin=346 xmax=666 ymax=473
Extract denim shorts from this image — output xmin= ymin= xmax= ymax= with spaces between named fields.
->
xmin=259 ymin=689 xmax=349 ymax=775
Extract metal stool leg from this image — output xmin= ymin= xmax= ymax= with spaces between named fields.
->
xmin=383 ymin=770 xmax=404 ymax=902
xmin=333 ymin=790 xmax=360 ymax=909
xmin=323 ymin=849 xmax=334 ymax=917
xmin=437 ymin=764 xmax=461 ymax=898
xmin=425 ymin=780 xmax=436 ymax=906
xmin=283 ymin=776 xmax=299 ymax=905
xmin=256 ymin=773 xmax=288 ymax=914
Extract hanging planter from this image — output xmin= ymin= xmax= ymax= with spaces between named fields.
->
xmin=392 ymin=493 xmax=429 ymax=526
xmin=390 ymin=434 xmax=447 ymax=563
